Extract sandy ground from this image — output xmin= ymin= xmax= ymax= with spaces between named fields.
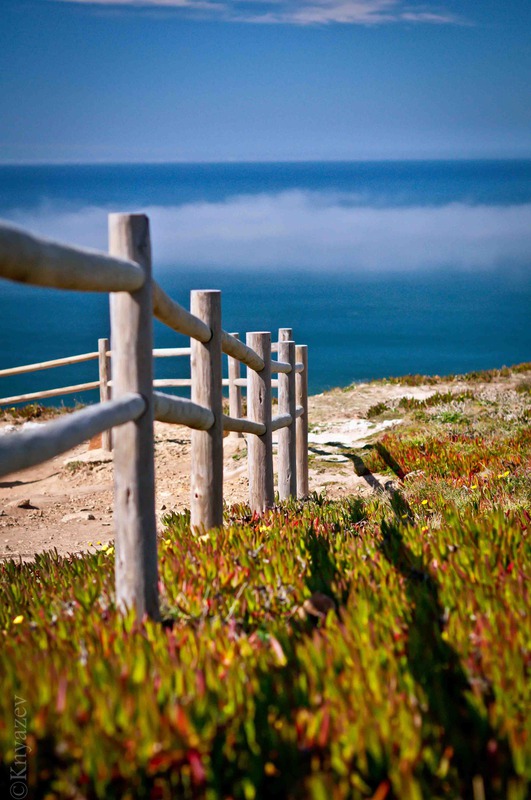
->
xmin=0 ymin=378 xmax=506 ymax=559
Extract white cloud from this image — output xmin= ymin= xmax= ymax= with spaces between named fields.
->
xmin=52 ymin=0 xmax=466 ymax=26
xmin=234 ymin=1 xmax=463 ymax=26
xmin=6 ymin=191 xmax=531 ymax=273
xmin=52 ymin=0 xmax=226 ymax=13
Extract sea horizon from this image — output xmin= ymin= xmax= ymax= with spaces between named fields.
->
xmin=1 ymin=157 xmax=526 ymax=170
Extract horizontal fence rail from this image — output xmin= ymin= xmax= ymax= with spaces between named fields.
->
xmin=0 ymin=393 xmax=145 ymax=478
xmin=0 ymin=351 xmax=100 ymax=378
xmin=0 ymin=347 xmax=193 ymax=407
xmin=152 ymin=347 xmax=191 ymax=357
xmin=153 ymin=281 xmax=211 ymax=343
xmin=0 ymin=212 xmax=309 ymax=622
xmin=221 ymin=331 xmax=265 ymax=372
xmin=0 ymin=220 xmax=145 ymax=292
xmin=223 ymin=414 xmax=266 ymax=436
xmin=0 ymin=355 xmax=305 ymax=409
xmin=0 ymin=381 xmax=102 ymax=406
xmin=153 ymin=391 xmax=214 ymax=431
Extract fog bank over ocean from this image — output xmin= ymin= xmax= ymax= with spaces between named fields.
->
xmin=0 ymin=161 xmax=530 ymax=399
xmin=7 ymin=194 xmax=531 ymax=274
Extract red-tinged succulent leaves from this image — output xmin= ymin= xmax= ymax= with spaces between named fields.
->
xmin=0 ymin=442 xmax=529 ymax=799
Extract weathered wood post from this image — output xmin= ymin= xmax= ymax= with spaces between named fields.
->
xmin=228 ymin=332 xmax=243 ymax=439
xmin=109 ymin=213 xmax=159 ymax=620
xmin=190 ymin=290 xmax=223 ymax=531
xmin=247 ymin=332 xmax=274 ymax=512
xmin=98 ymin=337 xmax=112 ymax=451
xmin=296 ymin=344 xmax=309 ymax=498
xmin=278 ymin=327 xmax=292 ymax=345
xmin=278 ymin=339 xmax=297 ymax=499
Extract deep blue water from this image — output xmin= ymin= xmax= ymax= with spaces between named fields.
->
xmin=0 ymin=161 xmax=530 ymax=403
xmin=1 ymin=160 xmax=531 ymax=211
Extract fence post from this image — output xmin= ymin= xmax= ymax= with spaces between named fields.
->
xmin=278 ymin=327 xmax=292 ymax=345
xmin=228 ymin=332 xmax=243 ymax=439
xmin=296 ymin=344 xmax=309 ymax=498
xmin=247 ymin=332 xmax=274 ymax=513
xmin=278 ymin=339 xmax=297 ymax=499
xmin=98 ymin=337 xmax=112 ymax=451
xmin=190 ymin=290 xmax=223 ymax=531
xmin=109 ymin=213 xmax=159 ymax=620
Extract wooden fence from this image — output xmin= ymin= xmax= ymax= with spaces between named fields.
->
xmin=0 ymin=337 xmax=299 ymax=453
xmin=0 ymin=213 xmax=309 ymax=620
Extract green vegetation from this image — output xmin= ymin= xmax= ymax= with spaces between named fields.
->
xmin=371 ymin=362 xmax=531 ymax=388
xmin=341 ymin=362 xmax=531 ymax=394
xmin=0 ymin=402 xmax=79 ymax=423
xmin=64 ymin=460 xmax=85 ymax=473
xmin=1 ymin=370 xmax=530 ymax=799
xmin=0 ymin=402 xmax=60 ymax=421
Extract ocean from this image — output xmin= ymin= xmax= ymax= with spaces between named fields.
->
xmin=0 ymin=161 xmax=530 ymax=402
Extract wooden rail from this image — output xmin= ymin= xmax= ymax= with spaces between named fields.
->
xmin=0 ymin=215 xmax=309 ymax=621
xmin=0 ymin=351 xmax=100 ymax=378
xmin=0 ymin=351 xmax=195 ymax=407
xmin=0 ymin=394 xmax=145 ymax=477
xmin=0 ymin=220 xmax=144 ymax=292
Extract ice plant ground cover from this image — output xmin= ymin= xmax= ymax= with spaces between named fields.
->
xmin=0 ymin=368 xmax=530 ymax=799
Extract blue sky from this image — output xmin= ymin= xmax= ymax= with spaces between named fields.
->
xmin=1 ymin=1 xmax=530 ymax=162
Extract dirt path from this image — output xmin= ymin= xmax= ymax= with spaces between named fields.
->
xmin=0 ymin=424 xmax=253 ymax=559
xmin=0 ymin=374 xmax=525 ymax=559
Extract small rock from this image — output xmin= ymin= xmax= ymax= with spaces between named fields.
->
xmin=61 ymin=512 xmax=96 ymax=523
xmin=6 ymin=498 xmax=38 ymax=510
